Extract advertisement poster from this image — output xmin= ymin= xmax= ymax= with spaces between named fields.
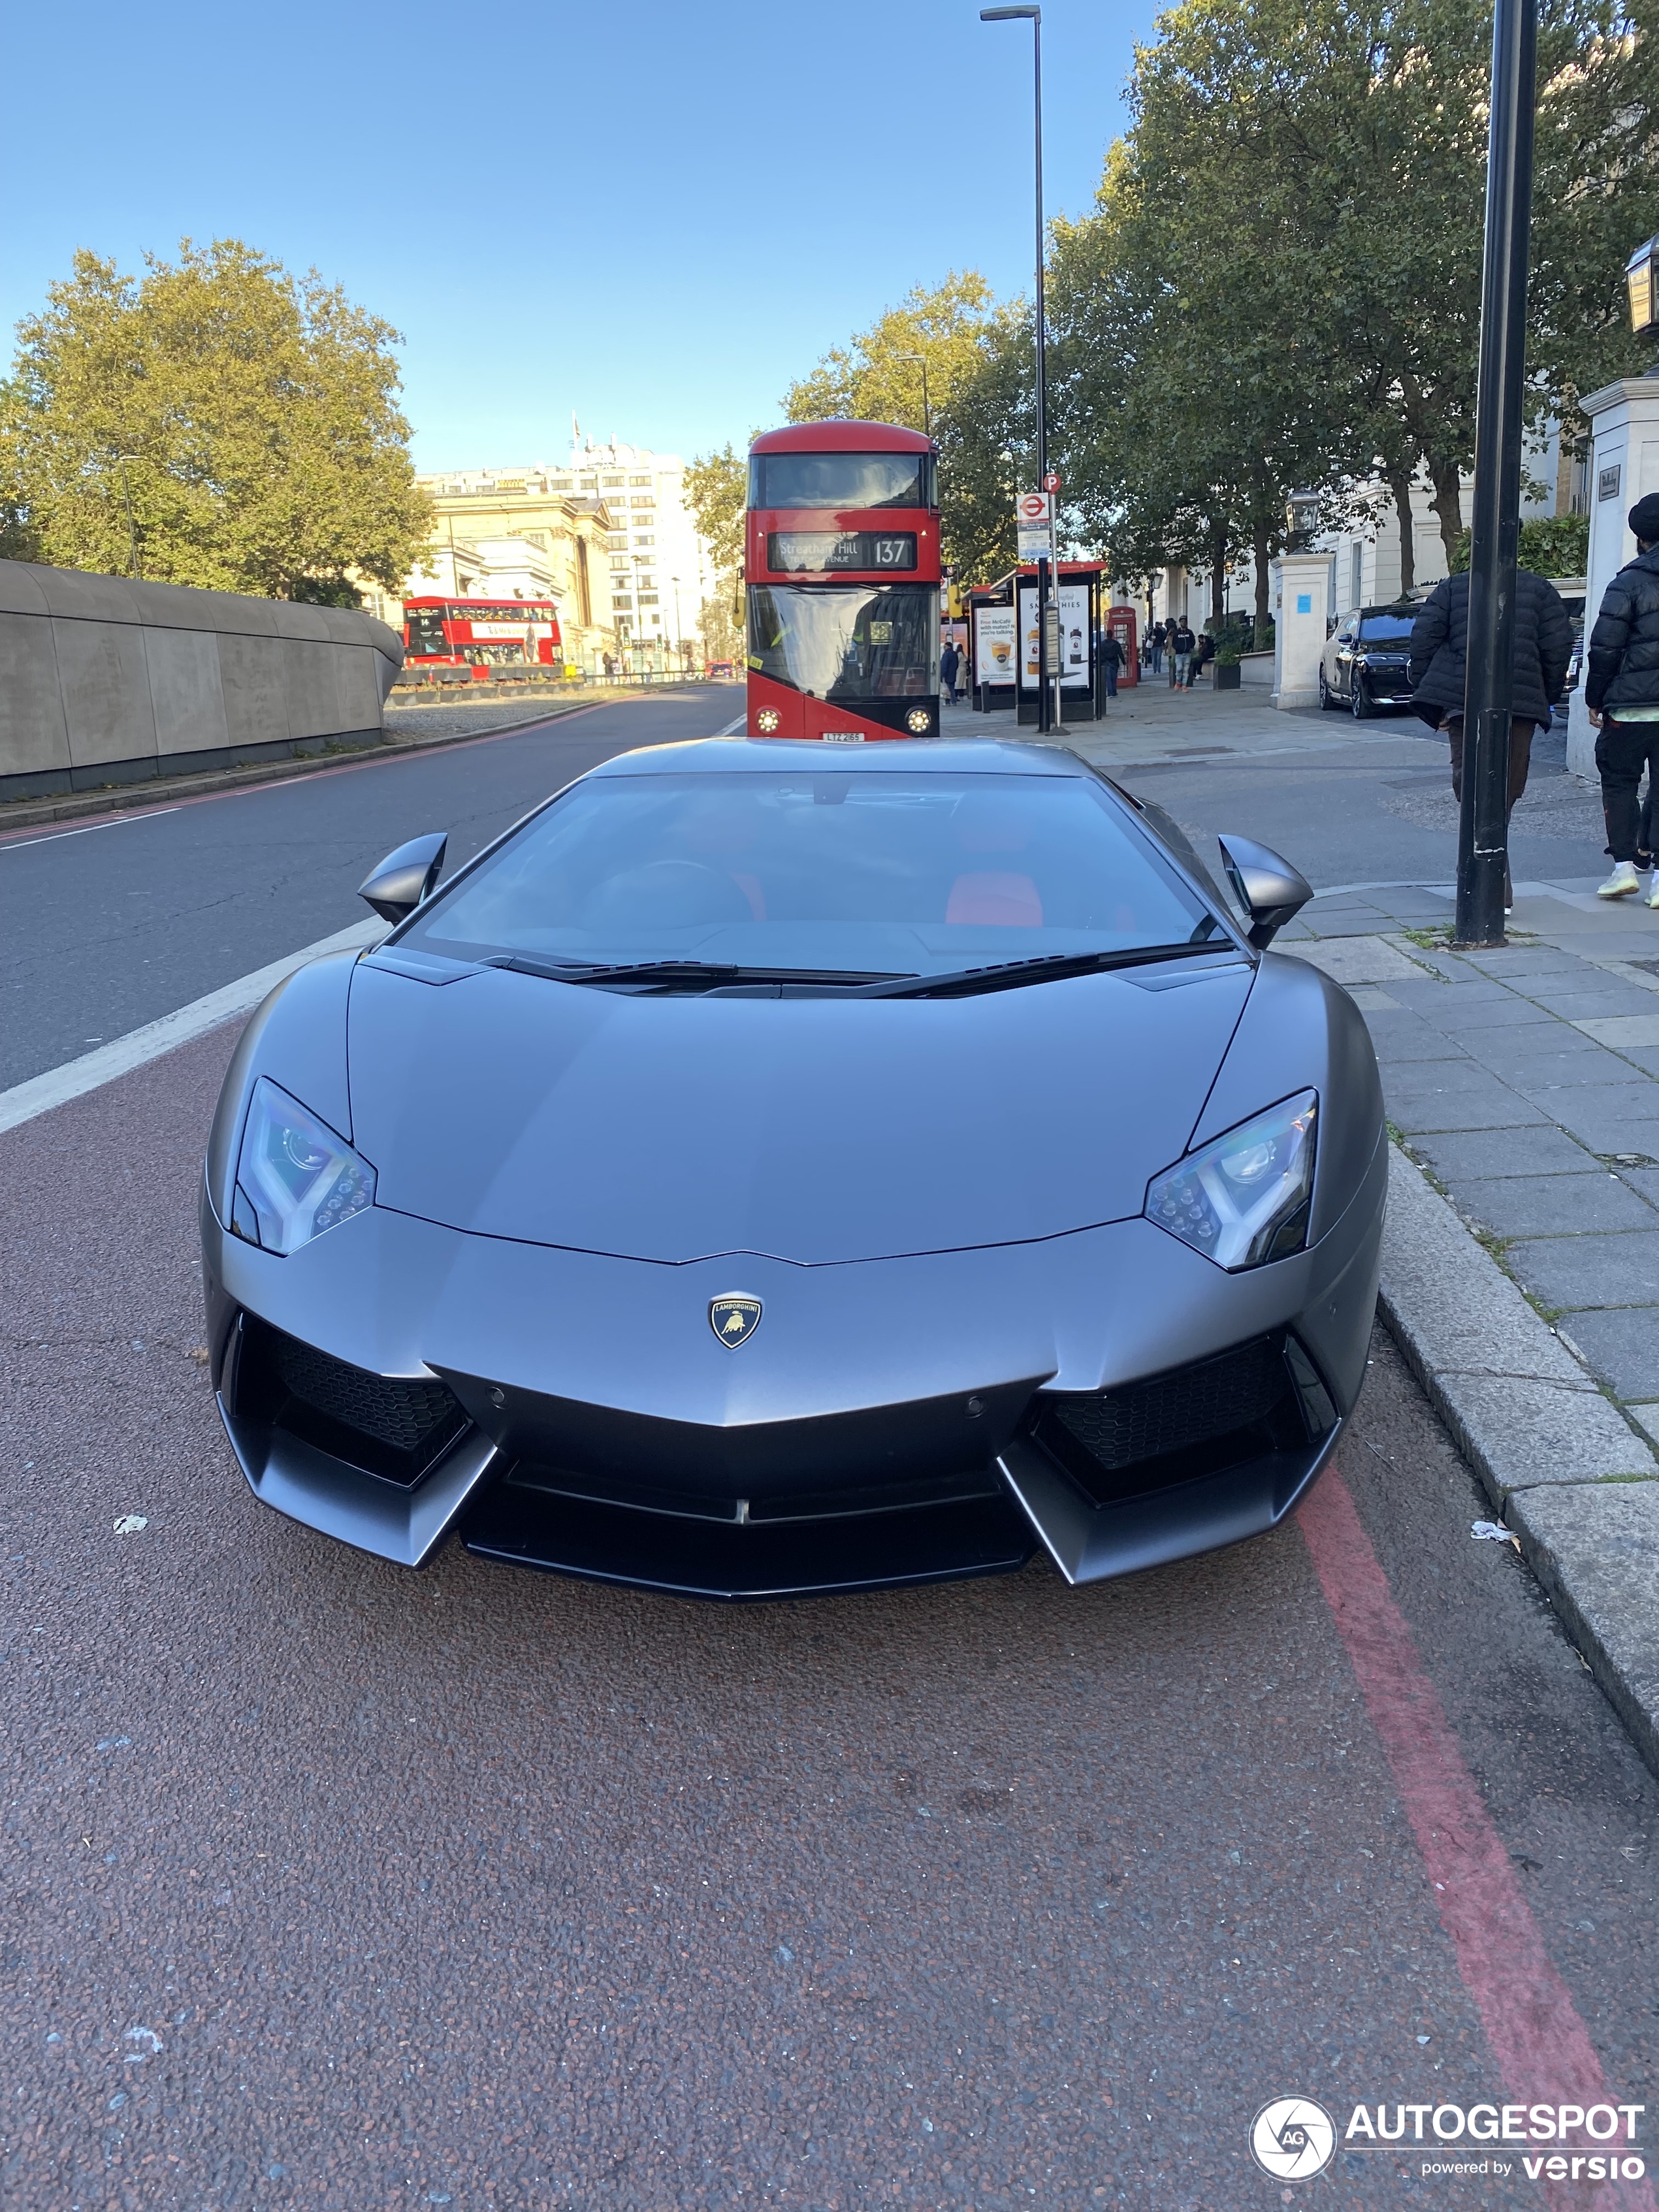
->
xmin=974 ymin=605 xmax=1017 ymax=687
xmin=1018 ymin=588 xmax=1039 ymax=686
xmin=1018 ymin=586 xmax=1091 ymax=688
xmin=1058 ymin=584 xmax=1089 ymax=688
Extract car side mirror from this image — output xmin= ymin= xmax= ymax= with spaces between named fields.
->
xmin=1217 ymin=834 xmax=1313 ymax=950
xmin=358 ymin=832 xmax=448 ymax=924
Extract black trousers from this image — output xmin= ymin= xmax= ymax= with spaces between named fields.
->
xmin=1594 ymin=717 xmax=1659 ymax=863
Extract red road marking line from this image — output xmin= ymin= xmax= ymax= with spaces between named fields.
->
xmin=0 ymin=702 xmax=612 ymax=849
xmin=1299 ymin=1466 xmax=1652 ymax=2211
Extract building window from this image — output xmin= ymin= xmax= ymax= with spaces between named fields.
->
xmin=629 ymin=475 xmax=651 ymax=487
xmin=602 ymin=475 xmax=625 ymax=487
xmin=549 ymin=478 xmax=574 ymax=490
xmin=637 ymin=593 xmax=659 ymax=605
xmin=630 ymin=496 xmax=655 ymax=509
xmin=579 ymin=477 xmax=598 ymax=490
xmin=634 ymin=534 xmax=654 ymax=547
xmin=612 ymin=594 xmax=634 ymax=609
xmin=607 ymin=535 xmax=628 ymax=551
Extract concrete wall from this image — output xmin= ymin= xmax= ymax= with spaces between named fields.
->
xmin=0 ymin=560 xmax=405 ymax=801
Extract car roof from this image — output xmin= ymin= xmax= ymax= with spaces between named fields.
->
xmin=585 ymin=737 xmax=1095 ymax=780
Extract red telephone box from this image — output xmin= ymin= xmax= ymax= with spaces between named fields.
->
xmin=1106 ymin=603 xmax=1139 ymax=687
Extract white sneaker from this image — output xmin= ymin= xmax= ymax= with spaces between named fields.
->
xmin=1647 ymin=880 xmax=1659 ymax=910
xmin=1598 ymin=862 xmax=1641 ymax=897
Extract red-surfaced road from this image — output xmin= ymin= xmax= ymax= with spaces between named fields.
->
xmin=2 ymin=1019 xmax=1654 ymax=2212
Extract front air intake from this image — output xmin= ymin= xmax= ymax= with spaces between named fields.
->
xmin=1029 ymin=1333 xmax=1330 ymax=1507
xmin=226 ymin=1314 xmax=469 ymax=1487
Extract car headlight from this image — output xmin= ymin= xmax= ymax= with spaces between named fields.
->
xmin=229 ymin=1077 xmax=376 ymax=1255
xmin=1145 ymin=1091 xmax=1317 ymax=1270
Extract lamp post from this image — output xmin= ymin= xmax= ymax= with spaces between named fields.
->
xmin=671 ymin=573 xmax=683 ymax=669
xmin=899 ymin=353 xmax=931 ymax=440
xmin=114 ymin=454 xmax=142 ymax=581
xmin=1454 ymin=0 xmax=1538 ymax=949
xmin=980 ymin=2 xmax=1050 ymax=733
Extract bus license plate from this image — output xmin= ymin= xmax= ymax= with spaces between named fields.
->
xmin=821 ymin=730 xmax=865 ymax=743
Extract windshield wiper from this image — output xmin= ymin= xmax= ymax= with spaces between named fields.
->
xmin=850 ymin=940 xmax=1242 ymax=999
xmin=487 ymin=955 xmax=905 ymax=990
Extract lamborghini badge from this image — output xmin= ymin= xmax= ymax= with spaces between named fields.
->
xmin=709 ymin=1295 xmax=762 ymax=1348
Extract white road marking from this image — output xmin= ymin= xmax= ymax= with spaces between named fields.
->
xmin=713 ymin=716 xmax=746 ymax=737
xmin=0 ymin=807 xmax=182 ymax=852
xmin=0 ymin=918 xmax=386 ymax=1138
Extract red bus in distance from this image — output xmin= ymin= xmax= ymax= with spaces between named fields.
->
xmin=746 ymin=422 xmax=941 ymax=741
xmin=404 ymin=596 xmax=563 ymax=677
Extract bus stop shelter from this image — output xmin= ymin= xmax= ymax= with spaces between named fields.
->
xmin=965 ymin=563 xmax=1108 ymax=723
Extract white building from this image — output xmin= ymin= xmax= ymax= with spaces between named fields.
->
xmin=1138 ymin=425 xmax=1585 ymax=632
xmin=555 ymin=432 xmax=714 ymax=653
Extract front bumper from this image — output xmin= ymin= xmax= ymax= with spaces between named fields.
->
xmin=201 ymin=1138 xmax=1385 ymax=1598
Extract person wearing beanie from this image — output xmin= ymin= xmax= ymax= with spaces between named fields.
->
xmin=1408 ymin=553 xmax=1572 ymax=910
xmin=1586 ymin=491 xmax=1659 ymax=900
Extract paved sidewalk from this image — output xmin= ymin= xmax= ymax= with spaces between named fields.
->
xmin=1279 ymin=882 xmax=1659 ymax=1776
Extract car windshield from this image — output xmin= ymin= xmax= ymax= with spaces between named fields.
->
xmin=398 ymin=768 xmax=1221 ymax=977
xmin=1358 ymin=613 xmax=1415 ymax=644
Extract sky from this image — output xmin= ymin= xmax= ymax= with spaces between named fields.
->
xmin=7 ymin=0 xmax=1161 ymax=473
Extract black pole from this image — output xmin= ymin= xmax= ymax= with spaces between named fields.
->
xmin=982 ymin=5 xmax=1050 ymax=729
xmin=1455 ymin=0 xmax=1537 ymax=948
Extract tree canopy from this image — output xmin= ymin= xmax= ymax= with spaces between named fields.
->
xmin=1048 ymin=0 xmax=1659 ymax=605
xmin=0 ymin=238 xmax=430 ymax=600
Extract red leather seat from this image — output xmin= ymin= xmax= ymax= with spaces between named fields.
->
xmin=945 ymin=871 xmax=1043 ymax=927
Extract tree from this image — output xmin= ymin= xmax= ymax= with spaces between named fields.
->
xmin=0 ymin=239 xmax=430 ymax=598
xmin=1050 ymin=0 xmax=1659 ymax=603
xmin=781 ymin=273 xmax=1027 ymax=579
xmin=683 ymin=440 xmax=749 ymax=576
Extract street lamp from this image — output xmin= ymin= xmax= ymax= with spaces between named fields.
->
xmin=980 ymin=3 xmax=1052 ymax=733
xmin=114 ymin=454 xmax=142 ymax=580
xmin=899 ymin=353 xmax=931 ymax=440
xmin=1627 ymin=235 xmax=1659 ymax=348
xmin=671 ymin=573 xmax=683 ymax=669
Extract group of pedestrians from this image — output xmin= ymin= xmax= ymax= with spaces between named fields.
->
xmin=1406 ymin=489 xmax=1659 ymax=908
xmin=1144 ymin=619 xmax=1205 ymax=687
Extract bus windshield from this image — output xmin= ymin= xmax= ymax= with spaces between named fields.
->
xmin=749 ymin=452 xmax=935 ymax=511
xmin=748 ymin=585 xmax=937 ymax=702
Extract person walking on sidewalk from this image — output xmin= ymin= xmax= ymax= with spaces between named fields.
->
xmin=1585 ymin=492 xmax=1659 ymax=901
xmin=1098 ymin=626 xmax=1123 ymax=698
xmin=1150 ymin=620 xmax=1166 ymax=675
xmin=1408 ymin=558 xmax=1571 ymax=909
xmin=940 ymin=638 xmax=961 ymax=707
xmin=1171 ymin=620 xmax=1196 ymax=690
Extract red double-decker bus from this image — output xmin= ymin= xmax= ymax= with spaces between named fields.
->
xmin=403 ymin=596 xmax=562 ymax=673
xmin=745 ymin=422 xmax=941 ymax=741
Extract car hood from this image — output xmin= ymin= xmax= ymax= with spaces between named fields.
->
xmin=346 ymin=955 xmax=1255 ymax=1264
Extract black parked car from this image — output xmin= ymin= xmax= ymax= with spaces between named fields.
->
xmin=1319 ymin=605 xmax=1417 ymax=717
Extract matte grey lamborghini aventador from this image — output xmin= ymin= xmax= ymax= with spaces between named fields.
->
xmin=199 ymin=738 xmax=1385 ymax=1599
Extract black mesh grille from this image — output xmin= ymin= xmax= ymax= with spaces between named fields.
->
xmin=229 ymin=1313 xmax=470 ymax=1484
xmin=1052 ymin=1336 xmax=1289 ymax=1472
xmin=272 ymin=1336 xmax=461 ymax=1454
xmin=1031 ymin=1334 xmax=1311 ymax=1507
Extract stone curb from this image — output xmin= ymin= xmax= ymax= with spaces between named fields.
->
xmin=1374 ymin=1143 xmax=1659 ymax=1781
xmin=0 ymin=697 xmax=602 ymax=837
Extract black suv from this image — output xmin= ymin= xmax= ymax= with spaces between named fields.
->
xmin=1319 ymin=605 xmax=1416 ymax=717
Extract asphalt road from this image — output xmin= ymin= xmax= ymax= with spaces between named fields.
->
xmin=0 ymin=689 xmax=738 ymax=1092
xmin=3 ymin=694 xmax=1656 ymax=2209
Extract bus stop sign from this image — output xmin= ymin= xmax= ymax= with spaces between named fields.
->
xmin=1015 ymin=490 xmax=1054 ymax=563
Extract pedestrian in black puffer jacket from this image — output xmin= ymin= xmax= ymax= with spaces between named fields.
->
xmin=1408 ymin=566 xmax=1572 ymax=906
xmin=1585 ymin=494 xmax=1659 ymax=899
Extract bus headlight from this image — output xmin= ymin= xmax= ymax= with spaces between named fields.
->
xmin=906 ymin=707 xmax=932 ymax=733
xmin=755 ymin=707 xmax=781 ymax=733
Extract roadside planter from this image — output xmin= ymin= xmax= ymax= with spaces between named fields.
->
xmin=1213 ymin=660 xmax=1242 ymax=691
